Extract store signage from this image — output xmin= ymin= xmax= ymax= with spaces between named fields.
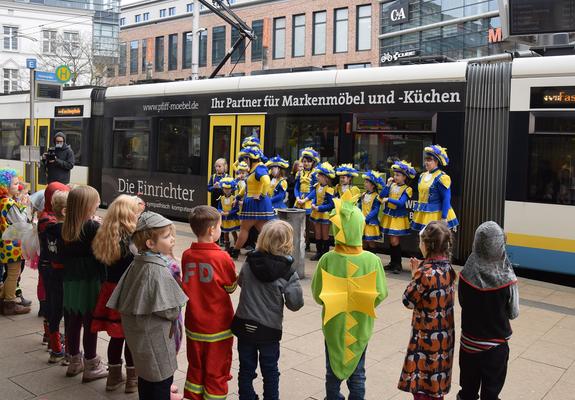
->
xmin=488 ymin=28 xmax=503 ymax=43
xmin=509 ymin=0 xmax=575 ymax=36
xmin=530 ymin=86 xmax=575 ymax=108
xmin=380 ymin=49 xmax=419 ymax=64
xmin=388 ymin=0 xmax=409 ymax=25
xmin=55 ymin=105 xmax=84 ymax=117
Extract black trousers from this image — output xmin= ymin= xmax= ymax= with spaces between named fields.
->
xmin=138 ymin=375 xmax=173 ymax=400
xmin=458 ymin=342 xmax=509 ymax=400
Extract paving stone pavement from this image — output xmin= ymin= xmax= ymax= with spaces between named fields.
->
xmin=2 ymin=219 xmax=575 ymax=400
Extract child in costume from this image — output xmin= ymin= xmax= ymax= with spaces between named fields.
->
xmin=235 ymin=161 xmax=249 ymax=202
xmin=309 ymin=162 xmax=336 ymax=261
xmin=379 ymin=160 xmax=416 ymax=274
xmin=359 ymin=171 xmax=384 ymax=250
xmin=59 ymin=185 xmax=108 ymax=381
xmin=411 ymin=145 xmax=458 ymax=232
xmin=217 ymin=177 xmax=240 ymax=251
xmin=398 ymin=221 xmax=456 ymax=400
xmin=182 ymin=205 xmax=237 ymax=400
xmin=38 ymin=182 xmax=70 ymax=361
xmin=294 ymin=147 xmax=319 ymax=251
xmin=287 ymin=160 xmax=303 ymax=207
xmin=458 ymin=221 xmax=519 ymax=400
xmin=0 ymin=168 xmax=30 ymax=315
xmin=312 ymin=187 xmax=388 ymax=400
xmin=208 ymin=158 xmax=229 ymax=206
xmin=108 ymin=211 xmax=187 ymax=400
xmin=232 ymin=219 xmax=304 ymax=400
xmin=230 ymin=146 xmax=275 ymax=259
xmin=266 ymin=155 xmax=290 ymax=210
xmin=335 ymin=164 xmax=359 ymax=198
xmin=91 ymin=195 xmax=139 ymax=393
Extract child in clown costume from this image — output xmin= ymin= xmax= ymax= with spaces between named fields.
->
xmin=359 ymin=171 xmax=384 ymax=250
xmin=308 ymin=162 xmax=336 ymax=261
xmin=295 ymin=147 xmax=319 ymax=251
xmin=379 ymin=160 xmax=416 ymax=274
xmin=335 ymin=164 xmax=359 ymax=198
xmin=266 ymin=156 xmax=290 ymax=210
xmin=411 ymin=145 xmax=459 ymax=232
xmin=217 ymin=178 xmax=240 ymax=251
xmin=312 ymin=187 xmax=388 ymax=400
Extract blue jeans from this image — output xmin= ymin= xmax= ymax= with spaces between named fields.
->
xmin=237 ymin=339 xmax=281 ymax=400
xmin=325 ymin=346 xmax=366 ymax=400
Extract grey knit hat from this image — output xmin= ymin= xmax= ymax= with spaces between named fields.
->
xmin=136 ymin=211 xmax=172 ymax=232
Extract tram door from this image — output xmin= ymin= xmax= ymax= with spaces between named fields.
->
xmin=24 ymin=119 xmax=51 ymax=189
xmin=208 ymin=114 xmax=266 ymax=205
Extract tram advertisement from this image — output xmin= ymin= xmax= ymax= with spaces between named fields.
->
xmin=102 ymin=168 xmax=207 ymax=219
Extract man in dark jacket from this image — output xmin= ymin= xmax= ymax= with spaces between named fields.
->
xmin=42 ymin=132 xmax=75 ymax=184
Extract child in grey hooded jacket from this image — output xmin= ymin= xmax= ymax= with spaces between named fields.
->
xmin=231 ymin=219 xmax=304 ymax=400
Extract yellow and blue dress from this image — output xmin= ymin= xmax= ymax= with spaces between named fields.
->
xmin=334 ymin=184 xmax=357 ymax=198
xmin=217 ymin=194 xmax=240 ymax=233
xmin=240 ymin=162 xmax=275 ymax=220
xmin=294 ymin=169 xmax=317 ymax=215
xmin=269 ymin=177 xmax=288 ymax=210
xmin=411 ymin=168 xmax=458 ymax=231
xmin=309 ymin=183 xmax=335 ymax=224
xmin=360 ymin=191 xmax=382 ymax=240
xmin=379 ymin=183 xmax=413 ymax=236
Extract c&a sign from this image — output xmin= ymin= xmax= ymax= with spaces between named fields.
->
xmin=386 ymin=0 xmax=409 ymax=25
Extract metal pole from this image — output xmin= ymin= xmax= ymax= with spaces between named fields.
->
xmin=191 ymin=0 xmax=200 ymax=80
xmin=29 ymin=68 xmax=37 ymax=193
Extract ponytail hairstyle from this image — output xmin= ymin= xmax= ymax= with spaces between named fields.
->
xmin=92 ymin=195 xmax=139 ymax=265
xmin=62 ymin=185 xmax=100 ymax=242
xmin=419 ymin=220 xmax=453 ymax=260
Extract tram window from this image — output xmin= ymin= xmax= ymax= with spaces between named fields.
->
xmin=113 ymin=119 xmax=150 ymax=170
xmin=212 ymin=125 xmax=232 ymax=167
xmin=353 ymin=134 xmax=433 ymax=173
xmin=240 ymin=125 xmax=260 ymax=142
xmin=0 ymin=120 xmax=24 ymax=160
xmin=532 ymin=114 xmax=575 ymax=134
xmin=273 ymin=116 xmax=338 ymax=164
xmin=157 ymin=117 xmax=202 ymax=175
xmin=54 ymin=119 xmax=83 ymax=165
xmin=528 ymin=135 xmax=575 ymax=205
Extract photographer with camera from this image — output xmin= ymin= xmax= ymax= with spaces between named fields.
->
xmin=41 ymin=132 xmax=75 ymax=185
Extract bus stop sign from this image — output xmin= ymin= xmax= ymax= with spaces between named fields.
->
xmin=55 ymin=65 xmax=72 ymax=83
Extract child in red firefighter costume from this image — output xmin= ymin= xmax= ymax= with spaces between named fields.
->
xmin=182 ymin=205 xmax=237 ymax=400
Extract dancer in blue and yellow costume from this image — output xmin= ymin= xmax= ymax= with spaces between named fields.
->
xmin=266 ymin=156 xmax=289 ymax=210
xmin=308 ymin=162 xmax=336 ymax=261
xmin=229 ymin=146 xmax=275 ymax=259
xmin=411 ymin=144 xmax=459 ymax=231
xmin=335 ymin=164 xmax=359 ymax=198
xmin=295 ymin=147 xmax=319 ymax=251
xmin=217 ymin=177 xmax=240 ymax=251
xmin=379 ymin=160 xmax=416 ymax=274
xmin=359 ymin=171 xmax=384 ymax=250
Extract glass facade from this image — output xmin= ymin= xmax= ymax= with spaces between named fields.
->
xmin=379 ymin=0 xmax=533 ymax=64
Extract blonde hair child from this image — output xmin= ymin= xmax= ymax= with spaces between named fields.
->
xmin=91 ymin=195 xmax=140 ymax=392
xmin=231 ymin=219 xmax=304 ymax=399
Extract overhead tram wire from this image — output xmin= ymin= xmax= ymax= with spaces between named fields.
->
xmin=228 ymin=38 xmax=252 ymax=77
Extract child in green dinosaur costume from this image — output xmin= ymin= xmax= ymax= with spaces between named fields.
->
xmin=312 ymin=187 xmax=388 ymax=400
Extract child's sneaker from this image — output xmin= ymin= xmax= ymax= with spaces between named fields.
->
xmin=61 ymin=353 xmax=71 ymax=366
xmin=48 ymin=350 xmax=65 ymax=364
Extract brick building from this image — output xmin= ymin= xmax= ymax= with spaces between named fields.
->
xmin=111 ymin=0 xmax=379 ymax=84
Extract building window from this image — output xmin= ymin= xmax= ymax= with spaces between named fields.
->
xmin=120 ymin=17 xmax=125 ymax=26
xmin=199 ymin=30 xmax=207 ymax=67
xmin=160 ymin=9 xmax=166 ymax=17
xmin=313 ymin=11 xmax=326 ymax=55
xmin=3 ymin=69 xmax=18 ymax=94
xmin=273 ymin=17 xmax=285 ymax=59
xmin=155 ymin=36 xmax=164 ymax=71
xmin=169 ymin=7 xmax=176 ymax=16
xmin=323 ymin=65 xmax=337 ymax=70
xmin=345 ymin=62 xmax=371 ymax=69
xmin=118 ymin=42 xmax=127 ymax=76
xmin=3 ymin=26 xmax=18 ymax=51
xmin=356 ymin=5 xmax=371 ymax=51
xmin=143 ymin=12 xmax=149 ymax=21
xmin=251 ymin=19 xmax=263 ymax=61
xmin=292 ymin=14 xmax=305 ymax=57
xmin=212 ymin=26 xmax=226 ymax=65
xmin=135 ymin=14 xmax=141 ymax=23
xmin=231 ymin=27 xmax=245 ymax=63
xmin=334 ymin=8 xmax=348 ymax=53
xmin=42 ymin=30 xmax=57 ymax=53
xmin=62 ymin=31 xmax=79 ymax=54
xmin=142 ymin=39 xmax=148 ymax=72
xmin=183 ymin=32 xmax=193 ymax=69
xmin=187 ymin=3 xmax=193 ymax=12
xmin=168 ymin=33 xmax=178 ymax=70
xmin=130 ymin=40 xmax=138 ymax=75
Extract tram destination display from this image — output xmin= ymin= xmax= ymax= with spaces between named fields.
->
xmin=508 ymin=0 xmax=575 ymax=35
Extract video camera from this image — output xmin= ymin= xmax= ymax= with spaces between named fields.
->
xmin=46 ymin=147 xmax=57 ymax=161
